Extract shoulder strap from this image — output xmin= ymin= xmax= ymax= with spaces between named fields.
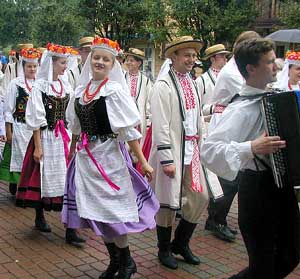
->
xmin=207 ymin=69 xmax=216 ymax=86
xmin=136 ymin=72 xmax=143 ymax=101
xmin=168 ymin=70 xmax=185 ymax=121
xmin=200 ymin=75 xmax=206 ymax=95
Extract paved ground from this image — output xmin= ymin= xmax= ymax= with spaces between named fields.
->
xmin=0 ymin=182 xmax=299 ymax=279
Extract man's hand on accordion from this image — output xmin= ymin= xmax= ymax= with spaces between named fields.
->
xmin=251 ymin=131 xmax=286 ymax=155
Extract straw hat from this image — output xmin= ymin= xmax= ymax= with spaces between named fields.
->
xmin=164 ymin=36 xmax=203 ymax=58
xmin=37 ymin=47 xmax=47 ymax=53
xmin=203 ymin=44 xmax=230 ymax=60
xmin=124 ymin=48 xmax=145 ymax=60
xmin=17 ymin=43 xmax=34 ymax=51
xmin=79 ymin=36 xmax=94 ymax=48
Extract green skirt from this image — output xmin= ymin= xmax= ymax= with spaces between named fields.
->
xmin=0 ymin=144 xmax=20 ymax=184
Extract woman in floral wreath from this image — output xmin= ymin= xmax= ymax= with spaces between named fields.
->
xmin=0 ymin=48 xmax=41 ymax=195
xmin=62 ymin=37 xmax=159 ymax=279
xmin=275 ymin=51 xmax=300 ymax=90
xmin=16 ymin=43 xmax=84 ymax=246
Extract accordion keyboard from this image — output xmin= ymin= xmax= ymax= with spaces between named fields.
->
xmin=264 ymin=101 xmax=286 ymax=186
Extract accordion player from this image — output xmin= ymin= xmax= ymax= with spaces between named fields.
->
xmin=261 ymin=90 xmax=300 ymax=189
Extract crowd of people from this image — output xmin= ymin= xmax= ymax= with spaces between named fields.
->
xmin=0 ymin=30 xmax=299 ymax=279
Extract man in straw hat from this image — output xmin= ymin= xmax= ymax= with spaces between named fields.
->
xmin=78 ymin=36 xmax=93 ymax=68
xmin=149 ymin=36 xmax=209 ymax=269
xmin=196 ymin=44 xmax=230 ymax=118
xmin=203 ymin=31 xmax=261 ymax=243
xmin=124 ymin=48 xmax=153 ymax=142
xmin=2 ymin=43 xmax=34 ymax=96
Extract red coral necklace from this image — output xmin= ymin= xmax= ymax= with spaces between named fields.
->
xmin=51 ymin=79 xmax=63 ymax=97
xmin=83 ymin=78 xmax=109 ymax=103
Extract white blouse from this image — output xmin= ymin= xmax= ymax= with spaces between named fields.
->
xmin=4 ymin=77 xmax=34 ymax=123
xmin=26 ymin=79 xmax=73 ymax=131
xmin=201 ymin=84 xmax=268 ymax=181
xmin=66 ymin=79 xmax=142 ymax=142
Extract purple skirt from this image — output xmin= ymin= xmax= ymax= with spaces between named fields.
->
xmin=61 ymin=143 xmax=159 ymax=238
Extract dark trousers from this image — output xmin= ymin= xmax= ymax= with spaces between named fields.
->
xmin=233 ymin=170 xmax=300 ymax=279
xmin=207 ymin=176 xmax=239 ymax=225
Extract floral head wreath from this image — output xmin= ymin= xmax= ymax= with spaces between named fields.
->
xmin=92 ymin=36 xmax=121 ymax=56
xmin=46 ymin=43 xmax=78 ymax=57
xmin=9 ymin=50 xmax=16 ymax=57
xmin=285 ymin=50 xmax=300 ymax=66
xmin=20 ymin=48 xmax=42 ymax=63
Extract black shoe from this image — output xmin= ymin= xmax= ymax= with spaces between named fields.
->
xmin=99 ymin=243 xmax=119 ymax=279
xmin=158 ymin=249 xmax=178 ymax=269
xmin=117 ymin=246 xmax=137 ymax=279
xmin=204 ymin=218 xmax=216 ymax=232
xmin=171 ymin=243 xmax=200 ymax=265
xmin=213 ymin=224 xmax=236 ymax=242
xmin=9 ymin=183 xmax=17 ymax=195
xmin=227 ymin=226 xmax=238 ymax=235
xmin=35 ymin=218 xmax=52 ymax=233
xmin=65 ymin=228 xmax=86 ymax=247
xmin=156 ymin=226 xmax=178 ymax=269
xmin=171 ymin=219 xmax=200 ymax=265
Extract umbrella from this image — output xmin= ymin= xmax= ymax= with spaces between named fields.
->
xmin=266 ymin=29 xmax=300 ymax=43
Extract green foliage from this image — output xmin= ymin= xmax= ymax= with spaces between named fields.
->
xmin=279 ymin=0 xmax=300 ymax=29
xmin=215 ymin=0 xmax=257 ymax=45
xmin=169 ymin=0 xmax=221 ymax=45
xmin=0 ymin=0 xmax=87 ymax=48
xmin=0 ymin=0 xmax=259 ymax=49
xmin=78 ymin=0 xmax=149 ymax=48
xmin=29 ymin=0 xmax=87 ymax=47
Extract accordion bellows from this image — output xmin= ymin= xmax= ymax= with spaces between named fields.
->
xmin=261 ymin=90 xmax=300 ymax=188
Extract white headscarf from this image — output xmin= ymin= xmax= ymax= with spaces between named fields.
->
xmin=18 ymin=57 xmax=39 ymax=79
xmin=37 ymin=50 xmax=69 ymax=83
xmin=275 ymin=56 xmax=300 ymax=90
xmin=78 ymin=45 xmax=129 ymax=94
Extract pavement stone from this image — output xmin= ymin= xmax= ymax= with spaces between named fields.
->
xmin=0 ymin=181 xmax=299 ymax=279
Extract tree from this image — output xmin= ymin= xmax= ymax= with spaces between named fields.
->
xmin=29 ymin=0 xmax=87 ymax=46
xmin=168 ymin=0 xmax=221 ymax=46
xmin=279 ymin=0 xmax=300 ymax=29
xmin=0 ymin=0 xmax=34 ymax=46
xmin=214 ymin=0 xmax=257 ymax=46
xmin=78 ymin=0 xmax=149 ymax=49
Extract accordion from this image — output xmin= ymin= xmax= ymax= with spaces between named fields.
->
xmin=261 ymin=90 xmax=300 ymax=188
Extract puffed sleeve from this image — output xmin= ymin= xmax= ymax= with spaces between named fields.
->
xmin=66 ymin=93 xmax=81 ymax=135
xmin=4 ymin=79 xmax=17 ymax=123
xmin=151 ymin=80 xmax=174 ymax=166
xmin=25 ymin=81 xmax=47 ymax=130
xmin=105 ymin=82 xmax=141 ymax=142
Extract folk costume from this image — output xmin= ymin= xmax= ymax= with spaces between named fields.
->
xmin=62 ymin=37 xmax=159 ymax=279
xmin=274 ymin=51 xmax=300 ymax=91
xmin=201 ymin=83 xmax=300 ymax=279
xmin=67 ymin=49 xmax=81 ymax=90
xmin=201 ymin=55 xmax=245 ymax=242
xmin=196 ymin=44 xmax=230 ymax=117
xmin=15 ymin=44 xmax=84 ymax=245
xmin=125 ymin=48 xmax=152 ymax=141
xmin=149 ymin=36 xmax=209 ymax=270
xmin=0 ymin=48 xmax=41 ymax=195
xmin=2 ymin=43 xmax=34 ymax=98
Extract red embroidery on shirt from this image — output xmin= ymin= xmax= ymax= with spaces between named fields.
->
xmin=174 ymin=70 xmax=196 ymax=110
xmin=129 ymin=73 xmax=138 ymax=98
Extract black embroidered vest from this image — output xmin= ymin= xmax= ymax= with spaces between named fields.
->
xmin=74 ymin=97 xmax=114 ymax=139
xmin=42 ymin=93 xmax=69 ymax=130
xmin=13 ymin=86 xmax=29 ymax=123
